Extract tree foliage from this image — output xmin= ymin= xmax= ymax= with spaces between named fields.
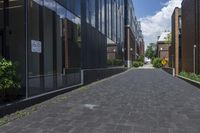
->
xmin=145 ymin=43 xmax=157 ymax=59
xmin=164 ymin=33 xmax=172 ymax=44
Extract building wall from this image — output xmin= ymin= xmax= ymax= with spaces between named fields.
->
xmin=0 ymin=0 xmax=143 ymax=98
xmin=139 ymin=40 xmax=145 ymax=56
xmin=170 ymin=7 xmax=181 ymax=74
xmin=182 ymin=0 xmax=200 ymax=74
xmin=107 ymin=44 xmax=117 ymax=60
xmin=157 ymin=43 xmax=170 ymax=66
xmin=124 ymin=0 xmax=142 ymax=67
xmin=125 ymin=27 xmax=136 ymax=67
xmin=0 ymin=0 xmax=26 ymax=95
xmin=81 ymin=0 xmax=125 ymax=68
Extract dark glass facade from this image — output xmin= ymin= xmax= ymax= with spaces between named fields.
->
xmin=124 ymin=0 xmax=144 ymax=67
xmin=0 ymin=0 xmax=82 ymax=97
xmin=0 ymin=0 xmax=26 ymax=95
xmin=27 ymin=0 xmax=81 ymax=96
xmin=0 ymin=0 xmax=143 ymax=97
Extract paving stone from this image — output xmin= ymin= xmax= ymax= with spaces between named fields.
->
xmin=1 ymin=69 xmax=200 ymax=133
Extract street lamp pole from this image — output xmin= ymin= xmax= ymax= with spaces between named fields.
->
xmin=193 ymin=45 xmax=196 ymax=74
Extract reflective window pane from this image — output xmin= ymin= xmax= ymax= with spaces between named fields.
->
xmin=44 ymin=0 xmax=56 ymax=12
xmin=86 ymin=0 xmax=95 ymax=27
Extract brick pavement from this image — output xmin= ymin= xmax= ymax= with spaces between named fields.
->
xmin=1 ymin=69 xmax=200 ymax=133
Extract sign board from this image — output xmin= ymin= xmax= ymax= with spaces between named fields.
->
xmin=162 ymin=59 xmax=167 ymax=66
xmin=31 ymin=40 xmax=42 ymax=53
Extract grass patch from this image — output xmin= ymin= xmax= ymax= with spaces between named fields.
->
xmin=179 ymin=71 xmax=200 ymax=82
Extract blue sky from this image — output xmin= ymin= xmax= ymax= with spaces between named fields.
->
xmin=133 ymin=0 xmax=183 ymax=47
xmin=133 ymin=0 xmax=168 ymax=19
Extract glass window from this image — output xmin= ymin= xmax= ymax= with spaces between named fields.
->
xmin=43 ymin=6 xmax=54 ymax=76
xmin=98 ymin=0 xmax=105 ymax=34
xmin=63 ymin=20 xmax=81 ymax=69
xmin=86 ymin=0 xmax=95 ymax=27
xmin=33 ymin=0 xmax=43 ymax=6
xmin=44 ymin=0 xmax=56 ymax=12
xmin=112 ymin=0 xmax=117 ymax=41
xmin=98 ymin=0 xmax=102 ymax=32
xmin=102 ymin=0 xmax=105 ymax=34
xmin=29 ymin=0 xmax=41 ymax=77
xmin=0 ymin=0 xmax=3 ymax=56
xmin=106 ymin=0 xmax=112 ymax=38
xmin=5 ymin=0 xmax=26 ymax=92
xmin=56 ymin=3 xmax=66 ymax=18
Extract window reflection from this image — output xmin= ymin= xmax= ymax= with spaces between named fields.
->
xmin=33 ymin=0 xmax=43 ymax=6
xmin=44 ymin=0 xmax=56 ymax=12
xmin=56 ymin=3 xmax=66 ymax=18
xmin=86 ymin=0 xmax=95 ymax=27
xmin=28 ymin=0 xmax=81 ymax=96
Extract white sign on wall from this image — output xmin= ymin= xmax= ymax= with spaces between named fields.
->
xmin=31 ymin=40 xmax=42 ymax=53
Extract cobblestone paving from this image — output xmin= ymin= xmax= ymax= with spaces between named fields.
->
xmin=1 ymin=69 xmax=200 ymax=133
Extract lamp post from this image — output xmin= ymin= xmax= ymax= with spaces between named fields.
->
xmin=122 ymin=48 xmax=125 ymax=66
xmin=193 ymin=45 xmax=197 ymax=74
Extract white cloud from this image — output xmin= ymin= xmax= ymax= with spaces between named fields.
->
xmin=139 ymin=0 xmax=183 ymax=47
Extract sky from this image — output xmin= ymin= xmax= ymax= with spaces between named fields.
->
xmin=133 ymin=0 xmax=183 ymax=47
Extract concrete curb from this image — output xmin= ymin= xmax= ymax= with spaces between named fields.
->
xmin=176 ymin=75 xmax=200 ymax=89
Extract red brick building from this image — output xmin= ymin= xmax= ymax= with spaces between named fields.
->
xmin=157 ymin=32 xmax=171 ymax=66
xmin=181 ymin=0 xmax=200 ymax=74
xmin=169 ymin=7 xmax=182 ymax=74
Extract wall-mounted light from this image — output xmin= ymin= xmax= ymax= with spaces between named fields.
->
xmin=122 ymin=48 xmax=125 ymax=52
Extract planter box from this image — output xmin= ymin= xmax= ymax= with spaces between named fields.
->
xmin=162 ymin=67 xmax=174 ymax=75
xmin=177 ymin=75 xmax=200 ymax=89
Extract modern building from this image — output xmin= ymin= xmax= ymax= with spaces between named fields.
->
xmin=181 ymin=0 xmax=200 ymax=74
xmin=0 ymin=0 xmax=142 ymax=98
xmin=169 ymin=7 xmax=182 ymax=74
xmin=0 ymin=0 xmax=83 ymax=97
xmin=137 ymin=21 xmax=145 ymax=56
xmin=157 ymin=32 xmax=171 ymax=66
xmin=124 ymin=0 xmax=143 ymax=67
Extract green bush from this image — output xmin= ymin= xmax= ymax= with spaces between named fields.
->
xmin=133 ymin=61 xmax=144 ymax=68
xmin=107 ymin=59 xmax=123 ymax=66
xmin=153 ymin=58 xmax=163 ymax=68
xmin=0 ymin=58 xmax=21 ymax=101
xmin=180 ymin=71 xmax=200 ymax=82
xmin=136 ymin=55 xmax=144 ymax=63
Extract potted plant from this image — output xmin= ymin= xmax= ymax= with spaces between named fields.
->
xmin=0 ymin=58 xmax=21 ymax=101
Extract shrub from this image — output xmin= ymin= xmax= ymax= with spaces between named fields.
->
xmin=153 ymin=58 xmax=163 ymax=68
xmin=180 ymin=71 xmax=200 ymax=82
xmin=0 ymin=58 xmax=21 ymax=101
xmin=136 ymin=55 xmax=144 ymax=63
xmin=107 ymin=59 xmax=123 ymax=66
xmin=133 ymin=61 xmax=144 ymax=68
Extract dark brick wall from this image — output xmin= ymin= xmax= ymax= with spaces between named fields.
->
xmin=125 ymin=27 xmax=136 ymax=62
xmin=170 ymin=8 xmax=181 ymax=74
xmin=182 ymin=0 xmax=200 ymax=74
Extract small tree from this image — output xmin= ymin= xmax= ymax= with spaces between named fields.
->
xmin=164 ymin=33 xmax=172 ymax=44
xmin=145 ymin=43 xmax=157 ymax=60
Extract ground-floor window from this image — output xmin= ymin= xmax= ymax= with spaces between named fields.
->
xmin=28 ymin=0 xmax=81 ymax=97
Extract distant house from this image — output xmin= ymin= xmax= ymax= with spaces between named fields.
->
xmin=157 ymin=32 xmax=171 ymax=66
